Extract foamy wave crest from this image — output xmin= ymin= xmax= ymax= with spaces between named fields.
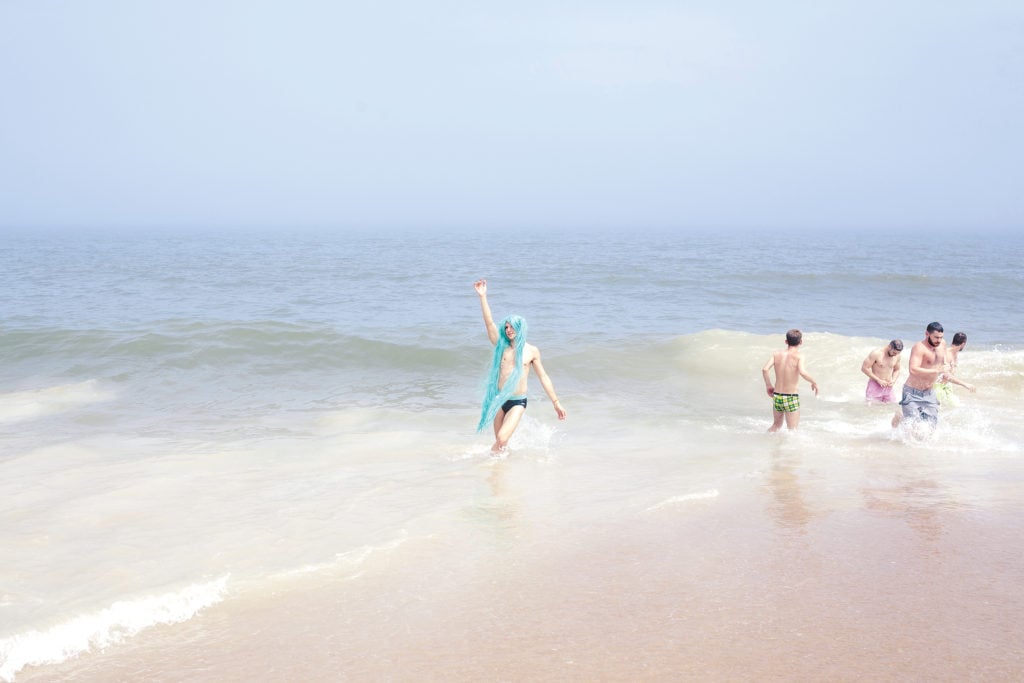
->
xmin=446 ymin=414 xmax=561 ymax=461
xmin=448 ymin=442 xmax=494 ymax=461
xmin=646 ymin=489 xmax=719 ymax=511
xmin=0 ymin=380 xmax=111 ymax=425
xmin=271 ymin=533 xmax=409 ymax=581
xmin=0 ymin=575 xmax=228 ymax=682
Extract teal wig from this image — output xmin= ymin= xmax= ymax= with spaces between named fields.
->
xmin=477 ymin=315 xmax=528 ymax=432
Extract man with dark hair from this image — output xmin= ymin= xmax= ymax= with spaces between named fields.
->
xmin=936 ymin=331 xmax=976 ymax=405
xmin=896 ymin=322 xmax=947 ymax=426
xmin=761 ymin=329 xmax=820 ymax=432
xmin=861 ymin=339 xmax=903 ymax=403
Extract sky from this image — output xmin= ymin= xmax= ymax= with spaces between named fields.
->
xmin=1 ymin=0 xmax=1022 ymax=234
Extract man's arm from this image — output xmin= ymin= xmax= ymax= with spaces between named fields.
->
xmin=762 ymin=356 xmax=775 ymax=396
xmin=474 ymin=279 xmax=499 ymax=346
xmin=943 ymin=374 xmax=977 ymax=393
xmin=532 ymin=353 xmax=567 ymax=420
xmin=861 ymin=351 xmax=882 ymax=383
xmin=798 ymin=357 xmax=819 ymax=396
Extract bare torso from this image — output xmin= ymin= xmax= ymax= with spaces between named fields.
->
xmin=906 ymin=340 xmax=946 ymax=390
xmin=866 ymin=348 xmax=899 ymax=383
xmin=946 ymin=348 xmax=960 ymax=376
xmin=499 ymin=343 xmax=538 ymax=395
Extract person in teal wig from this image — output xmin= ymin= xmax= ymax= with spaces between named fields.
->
xmin=474 ymin=279 xmax=566 ymax=452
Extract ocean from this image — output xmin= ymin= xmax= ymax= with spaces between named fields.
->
xmin=2 ymin=229 xmax=1023 ymax=681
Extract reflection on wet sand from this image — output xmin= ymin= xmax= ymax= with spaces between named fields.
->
xmin=861 ymin=477 xmax=960 ymax=544
xmin=765 ymin=451 xmax=815 ymax=533
xmin=476 ymin=459 xmax=520 ymax=538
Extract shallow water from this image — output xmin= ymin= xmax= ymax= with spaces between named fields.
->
xmin=2 ymin=229 xmax=1023 ymax=680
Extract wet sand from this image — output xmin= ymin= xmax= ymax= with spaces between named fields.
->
xmin=22 ymin=450 xmax=1024 ymax=682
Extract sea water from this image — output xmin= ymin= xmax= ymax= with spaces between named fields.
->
xmin=1 ymin=229 xmax=1023 ymax=681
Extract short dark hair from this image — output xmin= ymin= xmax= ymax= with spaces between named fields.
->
xmin=926 ymin=322 xmax=944 ymax=334
xmin=889 ymin=339 xmax=904 ymax=352
xmin=952 ymin=332 xmax=967 ymax=346
xmin=786 ymin=329 xmax=802 ymax=347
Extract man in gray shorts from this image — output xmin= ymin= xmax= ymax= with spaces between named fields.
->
xmin=898 ymin=322 xmax=948 ymax=426
xmin=901 ymin=385 xmax=940 ymax=423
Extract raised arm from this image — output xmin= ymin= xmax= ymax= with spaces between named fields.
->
xmin=474 ymin=279 xmax=499 ymax=346
xmin=531 ymin=352 xmax=566 ymax=420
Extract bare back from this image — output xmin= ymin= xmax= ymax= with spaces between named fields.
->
xmin=770 ymin=348 xmax=805 ymax=393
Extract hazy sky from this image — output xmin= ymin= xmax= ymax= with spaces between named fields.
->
xmin=1 ymin=1 xmax=1021 ymax=233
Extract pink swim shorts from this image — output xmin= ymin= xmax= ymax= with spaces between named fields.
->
xmin=865 ymin=379 xmax=895 ymax=403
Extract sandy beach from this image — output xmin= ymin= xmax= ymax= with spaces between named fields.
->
xmin=16 ymin=434 xmax=1024 ymax=681
xmin=3 ymin=232 xmax=1023 ymax=681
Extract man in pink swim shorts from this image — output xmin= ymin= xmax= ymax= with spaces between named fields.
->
xmin=861 ymin=339 xmax=903 ymax=403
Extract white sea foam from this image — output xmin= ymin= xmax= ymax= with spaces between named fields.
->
xmin=646 ymin=489 xmax=719 ymax=511
xmin=447 ymin=415 xmax=559 ymax=461
xmin=0 ymin=380 xmax=111 ymax=425
xmin=817 ymin=418 xmax=879 ymax=437
xmin=449 ymin=442 xmax=495 ymax=461
xmin=0 ymin=575 xmax=228 ymax=682
xmin=270 ymin=533 xmax=410 ymax=581
xmin=500 ymin=416 xmax=559 ymax=455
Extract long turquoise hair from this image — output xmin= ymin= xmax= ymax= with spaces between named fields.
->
xmin=477 ymin=315 xmax=528 ymax=432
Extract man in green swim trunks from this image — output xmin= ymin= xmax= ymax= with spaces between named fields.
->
xmin=935 ymin=331 xmax=977 ymax=405
xmin=762 ymin=329 xmax=820 ymax=432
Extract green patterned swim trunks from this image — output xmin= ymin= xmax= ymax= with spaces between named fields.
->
xmin=773 ymin=392 xmax=800 ymax=413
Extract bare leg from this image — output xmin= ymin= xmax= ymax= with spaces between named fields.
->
xmin=785 ymin=409 xmax=800 ymax=430
xmin=492 ymin=405 xmax=526 ymax=452
xmin=768 ymin=410 xmax=785 ymax=432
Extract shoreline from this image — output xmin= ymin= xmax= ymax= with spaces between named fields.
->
xmin=15 ymin=443 xmax=1024 ymax=682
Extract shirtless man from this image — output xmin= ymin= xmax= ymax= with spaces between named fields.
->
xmin=761 ymin=329 xmax=820 ymax=432
xmin=897 ymin=322 xmax=949 ymax=426
xmin=935 ymin=331 xmax=977 ymax=405
xmin=861 ymin=339 xmax=903 ymax=403
xmin=474 ymin=279 xmax=566 ymax=452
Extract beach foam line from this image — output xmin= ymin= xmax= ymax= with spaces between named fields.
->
xmin=0 ymin=380 xmax=111 ymax=425
xmin=0 ymin=575 xmax=229 ymax=682
xmin=646 ymin=489 xmax=719 ymax=512
xmin=270 ymin=532 xmax=410 ymax=581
